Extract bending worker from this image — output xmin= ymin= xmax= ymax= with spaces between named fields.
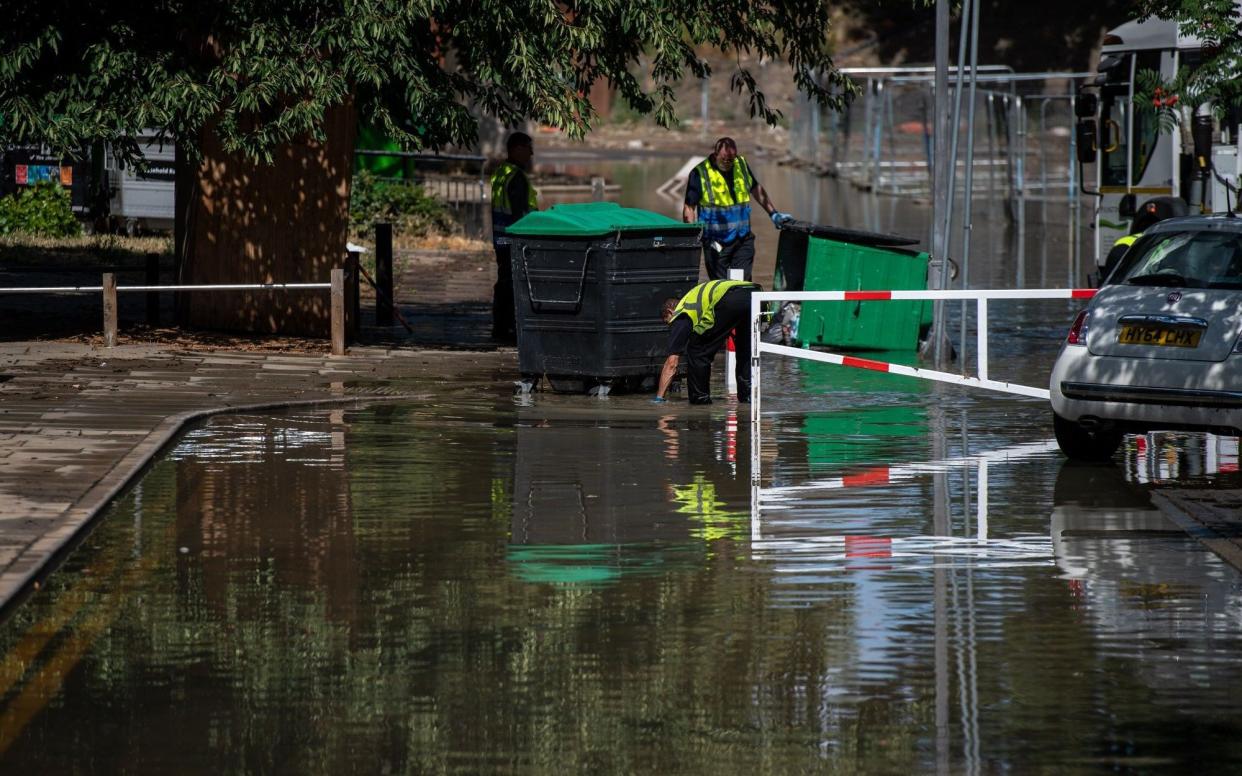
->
xmin=654 ymin=279 xmax=760 ymax=405
xmin=682 ymin=137 xmax=792 ymax=280
xmin=489 ymin=132 xmax=538 ymax=343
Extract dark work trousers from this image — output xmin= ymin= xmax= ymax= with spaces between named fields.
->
xmin=685 ymin=286 xmax=753 ymax=404
xmin=492 ymin=244 xmax=515 ymax=340
xmin=703 ymin=232 xmax=755 ymax=280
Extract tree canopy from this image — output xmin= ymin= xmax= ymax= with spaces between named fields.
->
xmin=1134 ymin=0 xmax=1242 ymax=121
xmin=0 ymin=1 xmax=854 ymax=163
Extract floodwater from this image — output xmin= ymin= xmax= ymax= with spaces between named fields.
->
xmin=5 ymin=163 xmax=1242 ymax=772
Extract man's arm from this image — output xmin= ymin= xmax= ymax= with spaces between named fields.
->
xmin=683 ymin=169 xmax=701 ymax=223
xmin=751 ymin=182 xmax=777 ymax=217
xmin=656 ymin=354 xmax=680 ymax=399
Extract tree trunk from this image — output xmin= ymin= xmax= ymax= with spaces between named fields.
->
xmin=175 ymin=101 xmax=356 ymax=337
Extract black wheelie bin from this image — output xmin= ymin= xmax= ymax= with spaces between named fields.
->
xmin=505 ymin=202 xmax=702 ymax=394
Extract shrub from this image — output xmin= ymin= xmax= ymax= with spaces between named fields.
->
xmin=349 ymin=171 xmax=457 ymax=238
xmin=0 ymin=181 xmax=82 ymax=238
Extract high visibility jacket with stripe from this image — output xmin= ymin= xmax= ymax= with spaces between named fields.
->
xmin=490 ymin=162 xmax=538 ymax=243
xmin=672 ymin=279 xmax=758 ymax=335
xmin=1113 ymin=232 xmax=1142 ymax=249
xmin=695 ymin=156 xmax=755 ymax=245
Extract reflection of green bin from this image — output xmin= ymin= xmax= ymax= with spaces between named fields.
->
xmin=803 ymin=408 xmax=928 ymax=470
xmin=798 ymin=359 xmax=928 ymax=469
xmin=775 ymin=221 xmax=931 ymax=351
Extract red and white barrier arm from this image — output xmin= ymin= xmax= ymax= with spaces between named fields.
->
xmin=753 ymin=289 xmax=1097 ymax=302
xmin=759 ymin=342 xmax=1052 ymax=399
xmin=750 ymin=288 xmax=1098 ymax=401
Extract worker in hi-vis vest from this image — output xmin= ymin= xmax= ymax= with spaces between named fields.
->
xmin=489 ymin=132 xmax=538 ymax=343
xmin=1100 ymin=204 xmax=1171 ymax=283
xmin=682 ymin=137 xmax=792 ymax=281
xmin=653 ymin=279 xmax=760 ymax=405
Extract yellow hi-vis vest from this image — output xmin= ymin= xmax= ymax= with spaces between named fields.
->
xmin=490 ymin=162 xmax=539 ymax=240
xmin=1113 ymin=232 xmax=1142 ymax=249
xmin=672 ymin=279 xmax=758 ymax=335
xmin=695 ymin=156 xmax=754 ymax=244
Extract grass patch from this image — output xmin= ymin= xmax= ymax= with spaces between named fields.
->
xmin=0 ymin=233 xmax=172 ymax=268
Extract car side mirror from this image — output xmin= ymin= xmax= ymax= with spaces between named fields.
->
xmin=1118 ymin=193 xmax=1137 ymax=218
xmin=1075 ymin=120 xmax=1097 ymax=165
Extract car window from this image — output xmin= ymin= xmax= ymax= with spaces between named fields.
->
xmin=1114 ymin=230 xmax=1242 ymax=288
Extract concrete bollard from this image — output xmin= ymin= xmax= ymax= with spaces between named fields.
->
xmin=330 ymin=268 xmax=347 ymax=356
xmin=102 ymin=273 xmax=117 ymax=348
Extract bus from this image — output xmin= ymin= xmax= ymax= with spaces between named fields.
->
xmin=1077 ymin=4 xmax=1242 ymax=281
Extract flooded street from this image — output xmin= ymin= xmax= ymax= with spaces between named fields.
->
xmin=4 ymin=162 xmax=1242 ymax=771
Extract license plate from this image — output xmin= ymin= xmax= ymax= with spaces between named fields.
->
xmin=1117 ymin=324 xmax=1202 ymax=348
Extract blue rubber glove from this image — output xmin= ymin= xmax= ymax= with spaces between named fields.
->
xmin=650 ymin=396 xmax=667 ymax=404
xmin=770 ymin=211 xmax=794 ymax=227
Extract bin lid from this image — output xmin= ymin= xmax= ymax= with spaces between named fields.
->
xmin=507 ymin=202 xmax=701 ymax=238
xmin=780 ymin=219 xmax=919 ymax=247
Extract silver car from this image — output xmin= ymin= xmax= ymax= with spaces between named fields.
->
xmin=1050 ymin=215 xmax=1242 ymax=460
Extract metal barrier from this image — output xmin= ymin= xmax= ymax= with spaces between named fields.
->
xmin=0 ymin=270 xmax=350 ymax=355
xmin=747 ymin=288 xmax=1097 ymax=483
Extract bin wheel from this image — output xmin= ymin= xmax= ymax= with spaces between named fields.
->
xmin=547 ymin=375 xmax=587 ymax=394
xmin=617 ymin=374 xmax=657 ymax=394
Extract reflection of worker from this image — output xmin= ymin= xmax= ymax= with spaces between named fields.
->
xmin=654 ymin=279 xmax=760 ymax=405
xmin=682 ymin=137 xmax=791 ymax=281
xmin=490 ymin=132 xmax=538 ymax=343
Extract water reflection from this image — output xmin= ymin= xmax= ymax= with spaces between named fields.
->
xmin=1 ymin=389 xmax=1242 ymax=771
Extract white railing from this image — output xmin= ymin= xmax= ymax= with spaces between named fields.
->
xmin=1 ymin=271 xmax=349 ymax=354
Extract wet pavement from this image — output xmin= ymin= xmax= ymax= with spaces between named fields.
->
xmin=0 ymin=342 xmax=511 ymax=614
xmin=3 ymin=162 xmax=1242 ymax=771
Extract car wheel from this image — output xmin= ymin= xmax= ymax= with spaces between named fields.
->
xmin=1053 ymin=412 xmax=1122 ymax=462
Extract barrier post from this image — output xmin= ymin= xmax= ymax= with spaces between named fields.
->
xmin=375 ymin=222 xmax=394 ymax=326
xmin=102 ymin=273 xmax=118 ymax=347
xmin=976 ymin=297 xmax=989 ymax=381
xmin=145 ymin=252 xmax=160 ymax=325
xmin=750 ymin=292 xmax=762 ymax=489
xmin=726 ymin=268 xmax=744 ymax=394
xmin=330 ymin=268 xmax=347 ymax=356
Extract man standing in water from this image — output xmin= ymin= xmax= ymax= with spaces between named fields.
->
xmin=489 ymin=132 xmax=538 ymax=343
xmin=653 ymin=279 xmax=760 ymax=405
xmin=682 ymin=137 xmax=792 ymax=281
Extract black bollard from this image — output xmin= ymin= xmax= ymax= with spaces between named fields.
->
xmin=375 ymin=222 xmax=393 ymax=326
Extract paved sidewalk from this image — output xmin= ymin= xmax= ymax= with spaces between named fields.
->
xmin=0 ymin=341 xmax=511 ymax=613
xmin=1152 ymin=489 xmax=1242 ymax=571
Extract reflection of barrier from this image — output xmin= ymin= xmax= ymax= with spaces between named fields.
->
xmin=752 ymin=437 xmax=1061 ymax=566
xmin=748 ymin=287 xmax=1096 ymax=487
